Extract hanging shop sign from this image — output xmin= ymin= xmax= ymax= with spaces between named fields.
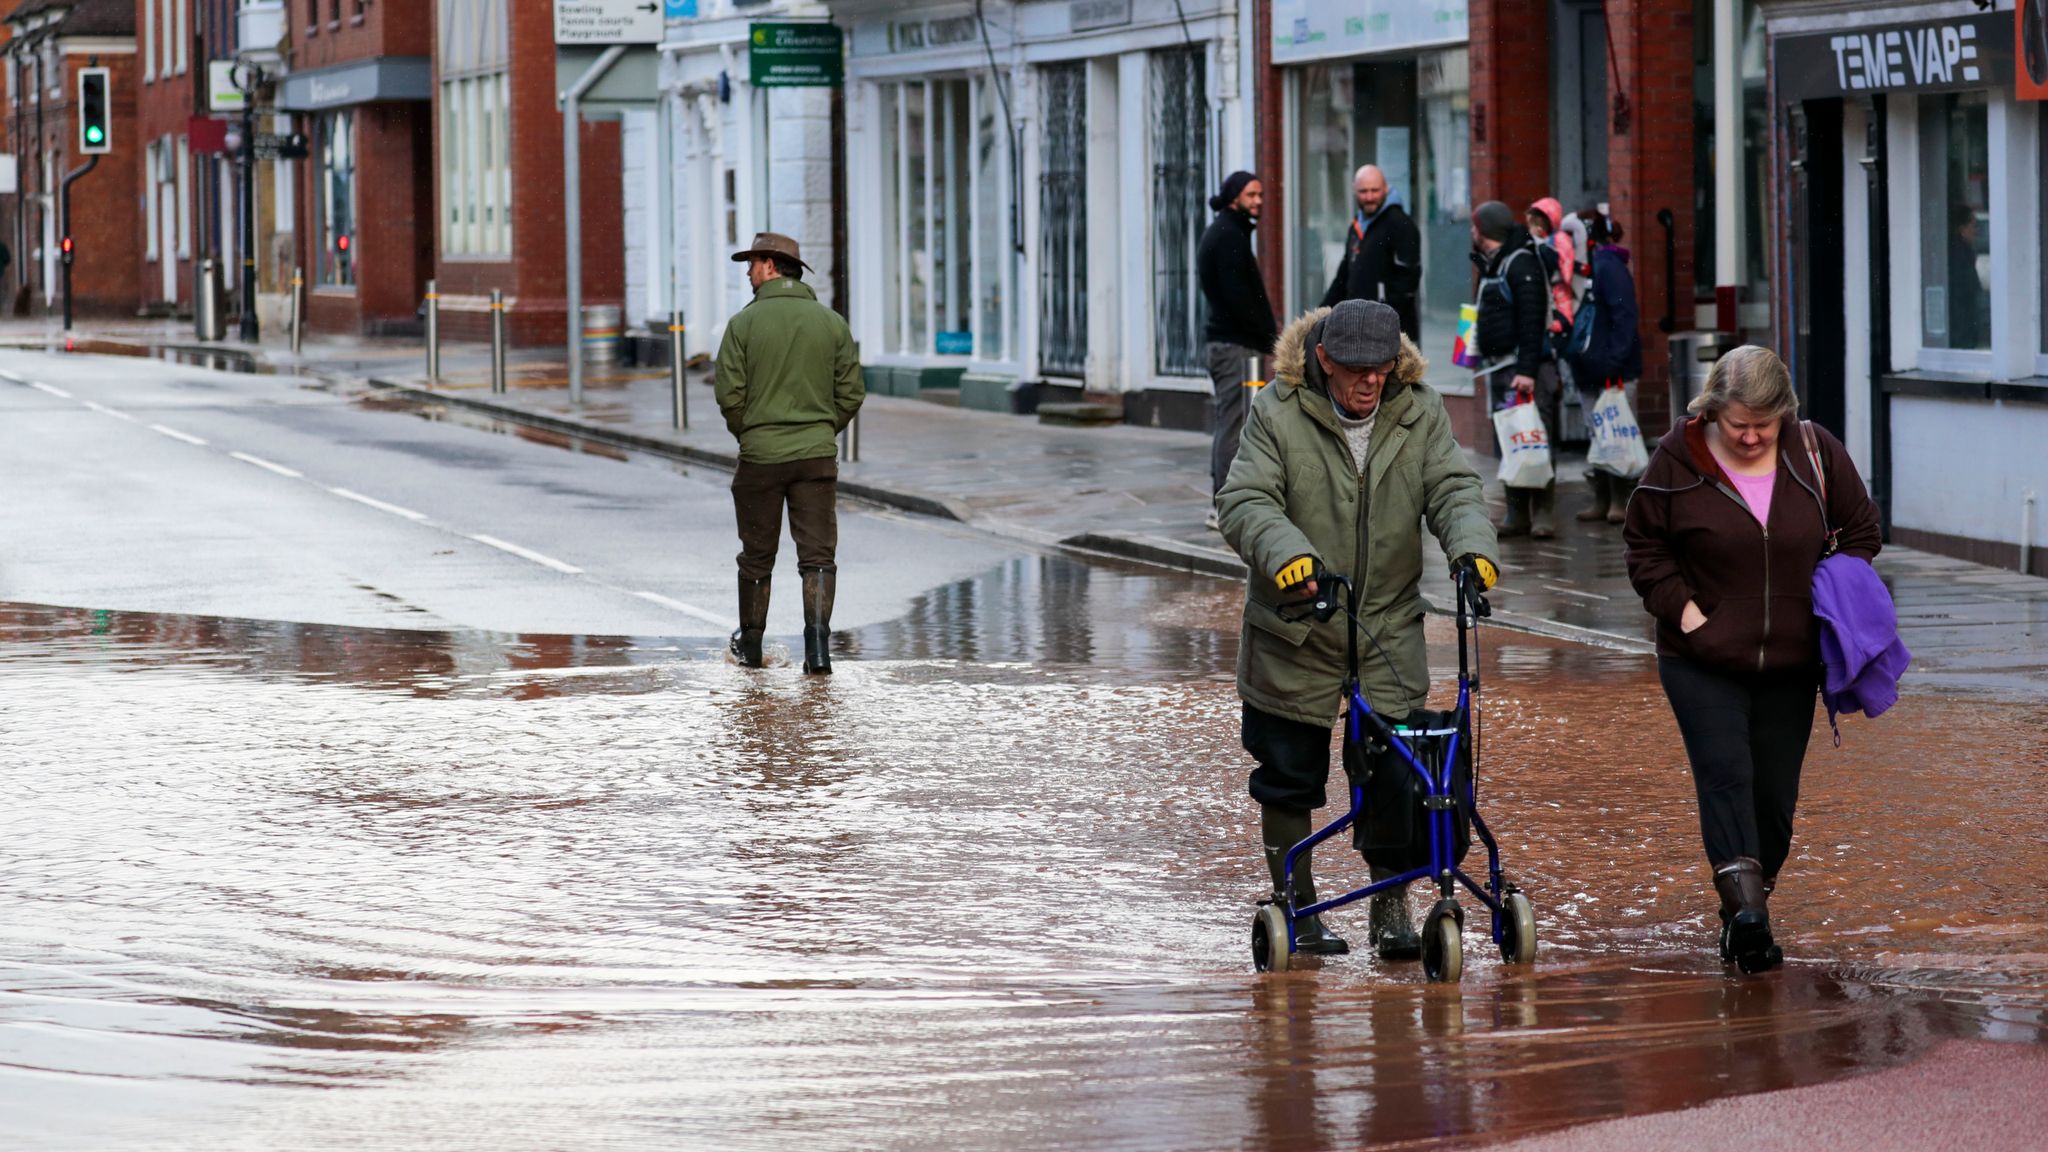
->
xmin=750 ymin=23 xmax=844 ymax=87
xmin=1775 ymin=11 xmax=2012 ymax=104
xmin=1269 ymin=1 xmax=1467 ymax=66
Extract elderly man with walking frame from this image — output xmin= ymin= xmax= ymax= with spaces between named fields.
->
xmin=1218 ymin=299 xmax=1501 ymax=960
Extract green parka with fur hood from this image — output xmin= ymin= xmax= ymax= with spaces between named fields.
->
xmin=1217 ymin=307 xmax=1499 ymax=727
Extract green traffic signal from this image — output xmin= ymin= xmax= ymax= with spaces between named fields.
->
xmin=84 ymin=125 xmax=104 ymax=145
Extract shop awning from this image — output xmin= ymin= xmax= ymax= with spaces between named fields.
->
xmin=278 ymin=57 xmax=432 ymax=112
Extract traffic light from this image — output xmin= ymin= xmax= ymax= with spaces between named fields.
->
xmin=77 ymin=67 xmax=111 ymax=155
xmin=60 ymin=236 xmax=73 ymax=265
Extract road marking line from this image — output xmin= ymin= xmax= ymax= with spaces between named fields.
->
xmin=28 ymin=381 xmax=72 ymax=398
xmin=330 ymin=487 xmax=429 ymax=522
xmin=633 ymin=590 xmax=738 ymax=630
xmin=470 ymin=534 xmax=582 ymax=574
xmin=149 ymin=423 xmax=208 ymax=446
xmin=230 ymin=451 xmax=303 ymax=478
xmin=82 ymin=400 xmax=134 ymax=422
xmin=1542 ymin=583 xmax=1612 ymax=602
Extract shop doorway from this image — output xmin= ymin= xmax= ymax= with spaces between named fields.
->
xmin=1550 ymin=0 xmax=1609 ymax=217
xmin=1789 ymin=99 xmax=1845 ymax=438
xmin=1038 ymin=62 xmax=1087 ymax=378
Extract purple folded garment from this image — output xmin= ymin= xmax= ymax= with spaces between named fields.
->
xmin=1812 ymin=553 xmax=1912 ymax=722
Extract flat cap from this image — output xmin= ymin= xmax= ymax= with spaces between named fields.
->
xmin=1319 ymin=299 xmax=1402 ymax=367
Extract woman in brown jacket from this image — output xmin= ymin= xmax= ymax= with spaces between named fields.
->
xmin=1622 ymin=346 xmax=1881 ymax=973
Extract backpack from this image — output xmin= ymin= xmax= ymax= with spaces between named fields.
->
xmin=1562 ymin=283 xmax=1598 ymax=366
xmin=1476 ymin=242 xmax=1563 ymax=363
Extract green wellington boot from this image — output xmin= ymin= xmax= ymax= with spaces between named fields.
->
xmin=729 ymin=575 xmax=770 ymax=668
xmin=1262 ymin=807 xmax=1349 ymax=956
xmin=1368 ymin=864 xmax=1422 ymax=961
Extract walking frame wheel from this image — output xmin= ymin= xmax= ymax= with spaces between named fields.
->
xmin=1423 ymin=901 xmax=1463 ymax=983
xmin=1252 ymin=903 xmax=1292 ymax=973
xmin=1499 ymin=890 xmax=1538 ymax=965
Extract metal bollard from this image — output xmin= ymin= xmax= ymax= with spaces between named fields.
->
xmin=424 ymin=278 xmax=439 ymax=383
xmin=668 ymin=310 xmax=688 ymax=430
xmin=841 ymin=340 xmax=861 ymax=462
xmin=489 ymin=288 xmax=507 ymax=395
xmin=289 ymin=266 xmax=305 ymax=356
xmin=195 ymin=258 xmax=223 ymax=342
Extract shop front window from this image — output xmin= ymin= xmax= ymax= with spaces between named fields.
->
xmin=1150 ymin=47 xmax=1208 ymax=378
xmin=876 ymin=75 xmax=1017 ymax=361
xmin=1039 ymin=63 xmax=1088 ymax=377
xmin=318 ymin=109 xmax=357 ymax=288
xmin=1917 ymin=92 xmax=1991 ymax=352
xmin=1291 ymin=50 xmax=1469 ymax=392
xmin=1691 ymin=0 xmax=1773 ymax=320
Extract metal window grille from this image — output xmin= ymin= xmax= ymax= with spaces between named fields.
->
xmin=1150 ymin=48 xmax=1207 ymax=377
xmin=1037 ymin=63 xmax=1088 ymax=378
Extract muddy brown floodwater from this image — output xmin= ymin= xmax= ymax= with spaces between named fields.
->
xmin=1 ymin=557 xmax=2044 ymax=1150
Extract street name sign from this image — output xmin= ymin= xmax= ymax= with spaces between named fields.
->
xmin=554 ymin=0 xmax=663 ymax=46
xmin=749 ymin=23 xmax=843 ymax=87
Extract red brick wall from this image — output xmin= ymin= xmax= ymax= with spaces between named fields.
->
xmin=1602 ymin=0 xmax=1695 ymax=437
xmin=291 ymin=0 xmax=429 ymax=69
xmin=430 ymin=1 xmax=624 ymax=347
xmin=1470 ymin=0 xmax=1552 ymax=219
xmin=42 ymin=52 xmax=144 ymax=317
xmin=1254 ymin=0 xmax=1285 ymax=334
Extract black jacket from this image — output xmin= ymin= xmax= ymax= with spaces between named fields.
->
xmin=1569 ymin=244 xmax=1642 ymax=383
xmin=1318 ymin=202 xmax=1422 ymax=340
xmin=1198 ymin=208 xmax=1278 ymax=354
xmin=1474 ymin=226 xmax=1552 ymax=380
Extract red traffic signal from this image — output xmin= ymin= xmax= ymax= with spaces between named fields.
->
xmin=336 ymin=234 xmax=350 ymax=253
xmin=60 ymin=236 xmax=73 ymax=255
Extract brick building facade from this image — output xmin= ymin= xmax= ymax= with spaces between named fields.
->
xmin=277 ymin=0 xmax=434 ymax=336
xmin=431 ymin=0 xmax=622 ymax=347
xmin=3 ymin=0 xmax=140 ymax=319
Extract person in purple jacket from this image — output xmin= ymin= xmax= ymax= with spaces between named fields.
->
xmin=1622 ymin=345 xmax=1882 ymax=973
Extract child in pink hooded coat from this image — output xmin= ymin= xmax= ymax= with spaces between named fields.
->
xmin=1525 ymin=197 xmax=1576 ymax=329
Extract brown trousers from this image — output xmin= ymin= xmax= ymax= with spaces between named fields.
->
xmin=732 ymin=456 xmax=839 ymax=581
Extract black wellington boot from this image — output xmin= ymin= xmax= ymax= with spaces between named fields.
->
xmin=1368 ymin=864 xmax=1422 ymax=961
xmin=1576 ymin=471 xmax=1613 ymax=522
xmin=1262 ymin=807 xmax=1348 ymax=956
xmin=1712 ymin=857 xmax=1783 ymax=973
xmin=729 ymin=575 xmax=770 ymax=668
xmin=800 ymin=567 xmax=835 ymax=675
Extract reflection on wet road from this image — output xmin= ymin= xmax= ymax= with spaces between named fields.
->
xmin=2 ymin=558 xmax=2044 ymax=1149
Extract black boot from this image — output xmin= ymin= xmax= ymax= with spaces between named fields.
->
xmin=1712 ymin=857 xmax=1782 ymax=973
xmin=1262 ymin=807 xmax=1348 ymax=956
xmin=1368 ymin=865 xmax=1422 ymax=961
xmin=1499 ymin=488 xmax=1532 ymax=537
xmin=1606 ymin=475 xmax=1635 ymax=525
xmin=800 ymin=567 xmax=835 ymax=675
xmin=729 ymin=575 xmax=770 ymax=668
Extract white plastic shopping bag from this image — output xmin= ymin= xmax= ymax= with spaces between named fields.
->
xmin=1492 ymin=400 xmax=1554 ymax=489
xmin=1585 ymin=386 xmax=1650 ymax=478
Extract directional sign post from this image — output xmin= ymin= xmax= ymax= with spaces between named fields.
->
xmin=553 ymin=0 xmax=663 ymax=45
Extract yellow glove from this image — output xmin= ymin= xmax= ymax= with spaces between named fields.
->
xmin=1453 ymin=554 xmax=1499 ymax=591
xmin=1275 ymin=555 xmax=1318 ymax=592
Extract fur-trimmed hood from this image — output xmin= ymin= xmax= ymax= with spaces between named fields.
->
xmin=1270 ymin=306 xmax=1429 ymax=397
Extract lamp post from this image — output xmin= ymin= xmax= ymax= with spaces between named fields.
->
xmin=231 ymin=60 xmax=264 ymax=342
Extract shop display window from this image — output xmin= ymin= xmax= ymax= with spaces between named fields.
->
xmin=1150 ymin=47 xmax=1208 ymax=378
xmin=1038 ymin=63 xmax=1088 ymax=377
xmin=318 ymin=110 xmax=357 ymax=289
xmin=1917 ymin=92 xmax=1991 ymax=352
xmin=875 ymin=76 xmax=1016 ymax=361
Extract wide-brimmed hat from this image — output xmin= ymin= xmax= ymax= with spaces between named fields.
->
xmin=730 ymin=231 xmax=814 ymax=272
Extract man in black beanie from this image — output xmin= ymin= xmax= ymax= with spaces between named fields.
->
xmin=1197 ymin=171 xmax=1279 ymax=528
xmin=1471 ymin=198 xmax=1560 ymax=537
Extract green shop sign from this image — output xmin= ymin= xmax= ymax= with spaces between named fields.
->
xmin=749 ymin=23 xmax=844 ymax=88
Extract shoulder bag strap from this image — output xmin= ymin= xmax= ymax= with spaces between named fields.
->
xmin=1801 ymin=421 xmax=1839 ymax=557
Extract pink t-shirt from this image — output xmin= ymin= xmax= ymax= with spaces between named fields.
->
xmin=1728 ymin=469 xmax=1776 ymax=527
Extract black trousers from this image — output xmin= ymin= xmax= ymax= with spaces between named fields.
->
xmin=1657 ymin=655 xmax=1819 ymax=878
xmin=1242 ymin=703 xmax=1336 ymax=812
xmin=731 ymin=457 xmax=839 ymax=582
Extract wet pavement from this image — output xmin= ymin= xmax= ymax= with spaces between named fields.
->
xmin=2 ymin=570 xmax=2045 ymax=1150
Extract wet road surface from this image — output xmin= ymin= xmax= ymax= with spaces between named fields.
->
xmin=2 ymin=562 xmax=2044 ymax=1150
xmin=0 ymin=350 xmax=1017 ymax=636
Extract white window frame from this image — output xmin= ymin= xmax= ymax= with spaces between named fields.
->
xmin=175 ymin=135 xmax=192 ymax=260
xmin=144 ymin=140 xmax=161 ymax=261
xmin=144 ymin=0 xmax=157 ymax=84
xmin=440 ymin=69 xmax=512 ymax=259
xmin=175 ymin=0 xmax=189 ymax=76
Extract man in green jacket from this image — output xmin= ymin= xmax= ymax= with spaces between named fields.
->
xmin=1217 ymin=299 xmax=1500 ymax=959
xmin=714 ymin=232 xmax=864 ymax=673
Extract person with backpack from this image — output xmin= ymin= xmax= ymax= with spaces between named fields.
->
xmin=1470 ymin=200 xmax=1560 ymax=538
xmin=1563 ymin=207 xmax=1644 ymax=524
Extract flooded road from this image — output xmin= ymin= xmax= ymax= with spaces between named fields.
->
xmin=3 ymin=559 xmax=2044 ymax=1150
